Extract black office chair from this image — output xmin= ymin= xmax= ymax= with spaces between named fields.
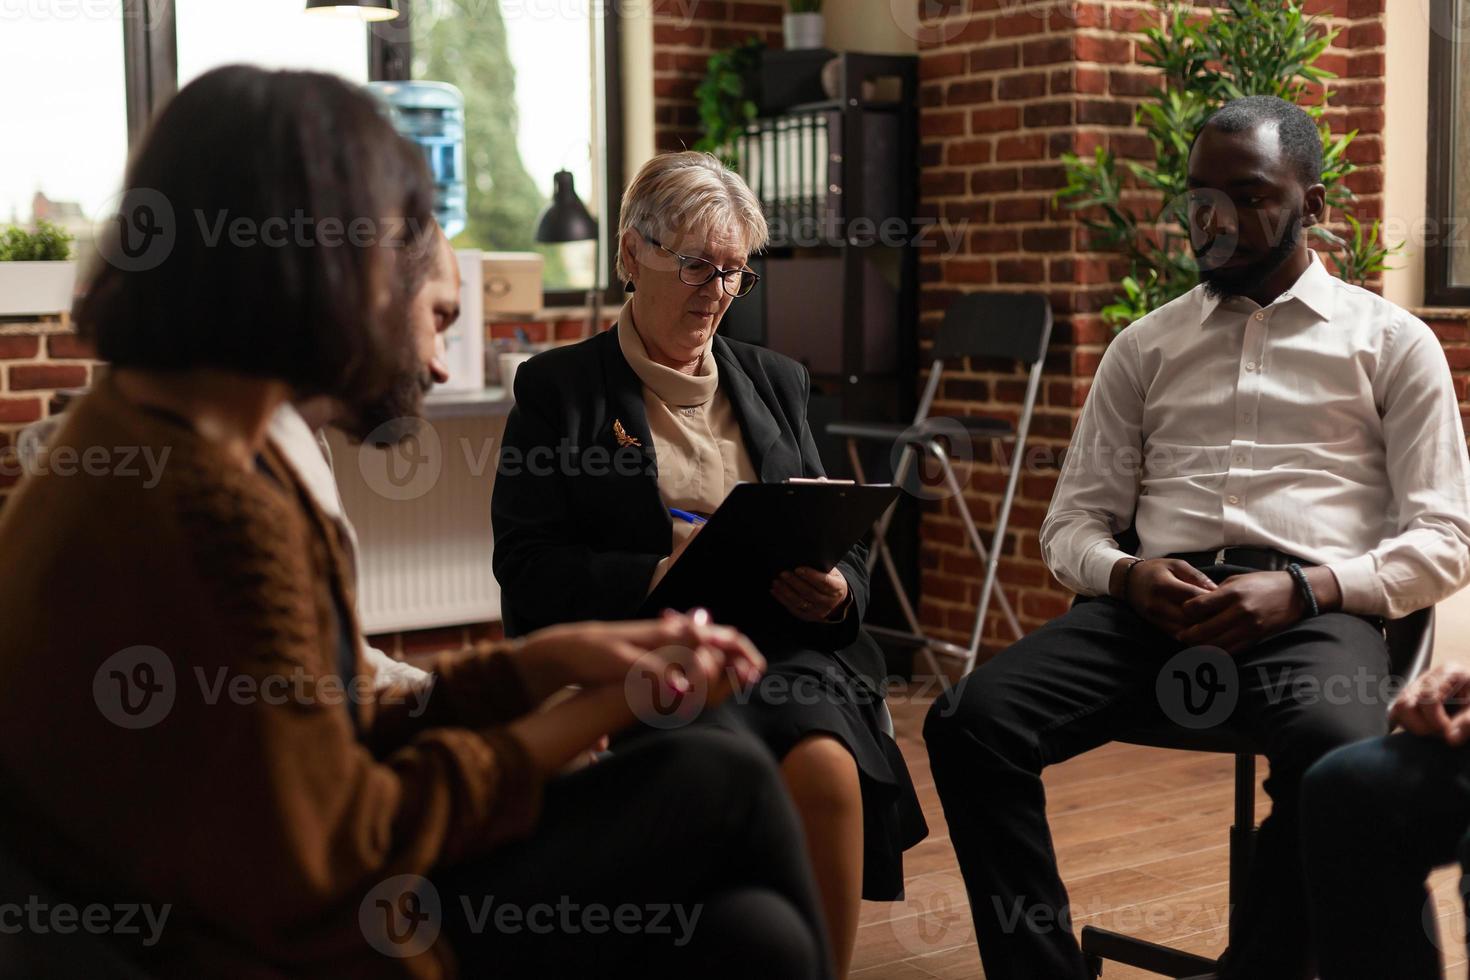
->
xmin=1077 ymin=585 xmax=1437 ymax=977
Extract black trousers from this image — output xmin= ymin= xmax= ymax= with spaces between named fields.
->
xmin=924 ymin=563 xmax=1392 ymax=980
xmin=436 ymin=726 xmax=833 ymax=979
xmin=1302 ymin=732 xmax=1470 ymax=979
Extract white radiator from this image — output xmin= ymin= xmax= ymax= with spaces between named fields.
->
xmin=328 ymin=404 xmax=508 ymax=634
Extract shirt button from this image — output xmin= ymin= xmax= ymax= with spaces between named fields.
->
xmin=1234 ymin=455 xmax=1245 ymax=463
xmin=1227 ymin=495 xmax=1240 ymax=505
xmin=1245 ymin=361 xmax=1257 ymax=371
xmin=1254 ymin=312 xmax=1266 ymax=321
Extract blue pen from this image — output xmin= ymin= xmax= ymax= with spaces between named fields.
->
xmin=669 ymin=508 xmax=707 ymax=526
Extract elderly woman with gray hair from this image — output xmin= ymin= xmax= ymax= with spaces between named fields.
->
xmin=492 ymin=151 xmax=928 ymax=977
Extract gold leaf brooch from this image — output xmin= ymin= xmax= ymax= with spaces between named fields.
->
xmin=613 ymin=419 xmax=642 ymax=448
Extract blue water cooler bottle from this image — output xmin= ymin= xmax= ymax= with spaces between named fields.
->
xmin=367 ymin=80 xmax=468 ymax=239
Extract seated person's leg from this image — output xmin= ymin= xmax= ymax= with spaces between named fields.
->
xmin=1223 ymin=612 xmax=1393 ymax=980
xmin=780 ymin=733 xmax=862 ymax=979
xmin=436 ymin=726 xmax=831 ymax=980
xmin=1303 ymin=732 xmax=1470 ymax=980
xmin=922 ymin=597 xmax=1177 ymax=980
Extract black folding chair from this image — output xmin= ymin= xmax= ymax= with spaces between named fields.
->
xmin=827 ymin=292 xmax=1052 ymax=679
xmin=1078 ymin=597 xmax=1436 ymax=977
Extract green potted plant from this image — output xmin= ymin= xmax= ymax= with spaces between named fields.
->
xmin=784 ymin=0 xmax=823 ymax=50
xmin=1055 ymin=0 xmax=1396 ymax=330
xmin=0 ymin=220 xmax=77 ymax=317
xmin=694 ymin=38 xmax=764 ymax=166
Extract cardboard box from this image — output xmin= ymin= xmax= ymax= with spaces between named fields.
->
xmin=482 ymin=252 xmax=544 ymax=314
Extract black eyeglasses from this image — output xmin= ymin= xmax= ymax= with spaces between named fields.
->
xmin=644 ymin=234 xmax=760 ymax=298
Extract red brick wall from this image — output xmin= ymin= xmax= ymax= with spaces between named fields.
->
xmin=0 ymin=318 xmax=98 ymax=505
xmin=651 ymin=0 xmax=785 ymax=152
xmin=912 ymin=0 xmax=1392 ymax=656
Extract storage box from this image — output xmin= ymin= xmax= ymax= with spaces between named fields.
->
xmin=482 ymin=252 xmax=544 ymax=315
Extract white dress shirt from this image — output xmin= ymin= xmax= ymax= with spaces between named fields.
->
xmin=1040 ymin=251 xmax=1470 ymax=619
xmin=267 ymin=405 xmax=432 ymax=690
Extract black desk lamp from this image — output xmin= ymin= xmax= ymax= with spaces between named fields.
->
xmin=535 ymin=170 xmax=600 ymax=337
xmin=305 ymin=0 xmax=400 ymax=19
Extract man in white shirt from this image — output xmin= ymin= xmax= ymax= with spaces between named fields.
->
xmin=924 ymin=95 xmax=1470 ymax=980
xmin=268 ymin=224 xmax=461 ymax=692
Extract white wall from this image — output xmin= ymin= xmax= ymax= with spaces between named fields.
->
xmin=1381 ymin=0 xmax=1432 ymax=310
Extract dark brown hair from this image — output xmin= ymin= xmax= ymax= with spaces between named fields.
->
xmin=76 ymin=65 xmax=436 ymax=406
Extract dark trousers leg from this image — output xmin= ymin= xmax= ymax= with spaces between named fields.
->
xmin=1301 ymin=732 xmax=1470 ymax=980
xmin=435 ymin=726 xmax=832 ymax=980
xmin=1218 ymin=613 xmax=1391 ymax=980
xmin=923 ymin=597 xmax=1178 ymax=980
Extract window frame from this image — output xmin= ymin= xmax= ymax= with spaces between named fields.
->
xmin=370 ymin=1 xmax=625 ymax=309
xmin=1426 ymin=0 xmax=1470 ymax=307
xmin=122 ymin=0 xmax=624 ymax=310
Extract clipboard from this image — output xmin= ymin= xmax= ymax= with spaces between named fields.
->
xmin=639 ymin=480 xmax=900 ymax=628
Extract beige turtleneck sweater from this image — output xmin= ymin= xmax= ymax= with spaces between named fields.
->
xmin=617 ymin=303 xmax=758 ymax=591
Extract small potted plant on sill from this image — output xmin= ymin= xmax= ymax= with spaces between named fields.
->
xmin=0 ymin=220 xmax=77 ymax=317
xmin=784 ymin=0 xmax=823 ymax=50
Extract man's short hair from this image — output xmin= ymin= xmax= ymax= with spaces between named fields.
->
xmin=76 ymin=65 xmax=436 ymax=407
xmin=1196 ymin=95 xmax=1324 ymax=188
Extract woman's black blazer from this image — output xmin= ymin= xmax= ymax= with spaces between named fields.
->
xmin=491 ymin=324 xmax=883 ymax=684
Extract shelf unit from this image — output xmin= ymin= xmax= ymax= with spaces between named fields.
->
xmin=720 ymin=51 xmax=922 ymax=642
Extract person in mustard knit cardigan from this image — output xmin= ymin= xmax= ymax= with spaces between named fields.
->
xmin=0 ymin=65 xmax=831 ymax=980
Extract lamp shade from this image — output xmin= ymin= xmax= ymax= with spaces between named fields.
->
xmin=305 ymin=0 xmax=399 ymax=21
xmin=534 ymin=170 xmax=598 ymax=244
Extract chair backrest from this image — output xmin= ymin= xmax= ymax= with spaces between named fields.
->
xmin=932 ymin=292 xmax=1052 ymax=365
xmin=1386 ymin=604 xmax=1435 ymax=682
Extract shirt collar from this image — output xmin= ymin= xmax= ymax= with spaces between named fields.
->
xmin=1198 ymin=249 xmax=1336 ymax=326
xmin=616 ymin=301 xmax=719 ymax=407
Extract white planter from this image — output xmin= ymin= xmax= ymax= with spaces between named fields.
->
xmin=0 ymin=261 xmax=78 ymax=317
xmin=783 ymin=12 xmax=825 ymax=49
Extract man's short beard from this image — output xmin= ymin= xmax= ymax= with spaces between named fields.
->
xmin=1197 ymin=209 xmax=1304 ymax=301
xmin=346 ymin=367 xmax=434 ymax=446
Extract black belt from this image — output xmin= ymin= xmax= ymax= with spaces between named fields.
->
xmin=1166 ymin=546 xmax=1312 ymax=572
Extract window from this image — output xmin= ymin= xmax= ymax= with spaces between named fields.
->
xmin=1426 ymin=0 xmax=1470 ymax=306
xmin=0 ymin=3 xmax=129 ymax=264
xmin=379 ymin=0 xmax=622 ymax=299
xmin=174 ymin=0 xmax=370 ymax=87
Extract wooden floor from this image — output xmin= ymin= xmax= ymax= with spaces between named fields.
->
xmin=851 ymin=683 xmax=1468 ymax=979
